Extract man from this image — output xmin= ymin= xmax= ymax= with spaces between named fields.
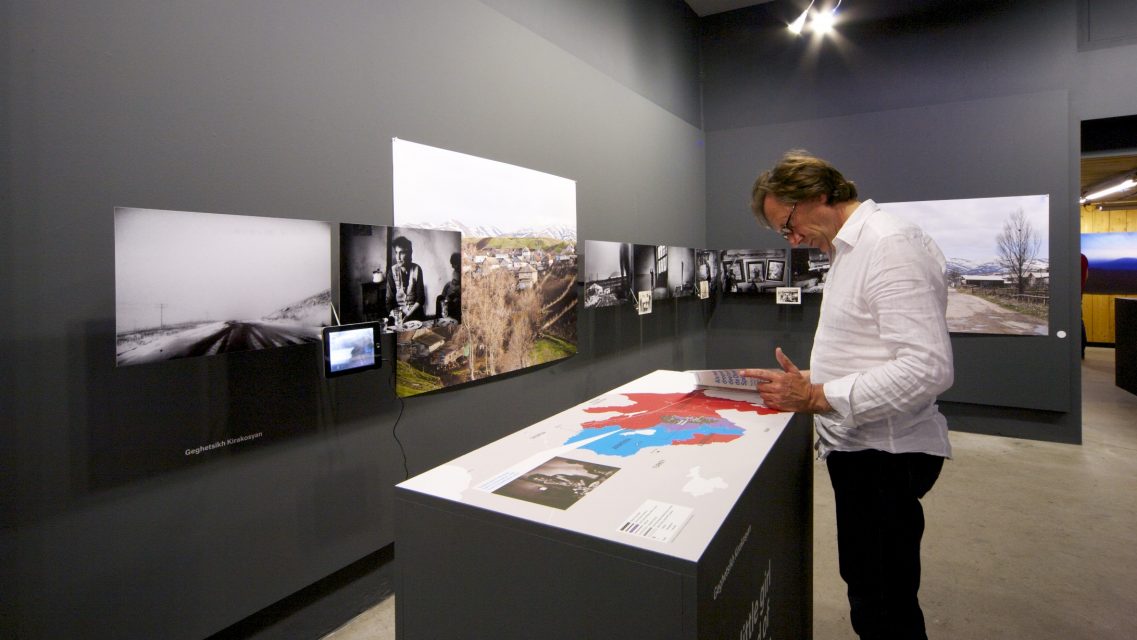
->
xmin=386 ymin=235 xmax=425 ymax=323
xmin=439 ymin=252 xmax=462 ymax=322
xmin=741 ymin=150 xmax=953 ymax=640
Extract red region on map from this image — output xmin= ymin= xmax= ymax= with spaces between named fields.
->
xmin=581 ymin=390 xmax=777 ymax=432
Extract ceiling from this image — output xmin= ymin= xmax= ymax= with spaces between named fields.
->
xmin=1081 ymin=154 xmax=1137 ymax=207
xmin=684 ymin=0 xmax=772 ymax=17
xmin=683 ymin=1 xmax=1137 ymax=206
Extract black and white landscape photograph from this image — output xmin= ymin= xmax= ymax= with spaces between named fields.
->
xmin=583 ymin=240 xmax=633 ymax=309
xmin=115 ymin=207 xmax=331 ymax=366
xmin=881 ymin=195 xmax=1049 ymax=335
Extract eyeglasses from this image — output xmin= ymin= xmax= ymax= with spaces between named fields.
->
xmin=778 ymin=202 xmax=798 ymax=240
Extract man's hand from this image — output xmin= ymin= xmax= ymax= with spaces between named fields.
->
xmin=740 ymin=348 xmax=831 ymax=413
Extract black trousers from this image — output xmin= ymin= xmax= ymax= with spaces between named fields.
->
xmin=826 ymin=449 xmax=944 ymax=640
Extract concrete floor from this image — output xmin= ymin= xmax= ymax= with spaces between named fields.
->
xmin=325 ymin=347 xmax=1137 ymax=639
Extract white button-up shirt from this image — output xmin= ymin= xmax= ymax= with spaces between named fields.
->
xmin=811 ymin=200 xmax=953 ymax=459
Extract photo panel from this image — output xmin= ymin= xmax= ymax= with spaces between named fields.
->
xmin=387 ymin=226 xmax=462 ymax=329
xmin=1082 ymin=232 xmax=1137 ymax=295
xmin=634 ymin=244 xmax=672 ymax=301
xmin=696 ymin=249 xmax=721 ymax=296
xmin=720 ymin=248 xmax=787 ymax=295
xmin=790 ymin=247 xmax=829 ymax=292
xmin=339 ymin=223 xmax=392 ymax=329
xmin=880 ymin=195 xmax=1049 ymax=335
xmin=583 ymin=239 xmax=634 ymax=309
xmin=392 ymin=139 xmax=578 ymax=397
xmin=115 ymin=207 xmax=330 ymax=366
xmin=666 ymin=246 xmax=697 ymax=298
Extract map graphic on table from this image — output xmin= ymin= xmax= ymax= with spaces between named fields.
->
xmin=566 ymin=391 xmax=778 ymax=457
xmin=397 ymin=370 xmax=795 ymax=560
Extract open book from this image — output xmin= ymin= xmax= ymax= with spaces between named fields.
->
xmin=687 ymin=369 xmax=767 ymax=391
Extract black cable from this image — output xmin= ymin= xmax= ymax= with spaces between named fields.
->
xmin=388 ymin=356 xmax=409 ymax=480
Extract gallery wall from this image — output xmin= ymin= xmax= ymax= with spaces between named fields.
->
xmin=0 ymin=1 xmax=706 ymax=638
xmin=702 ymin=0 xmax=1137 ymax=443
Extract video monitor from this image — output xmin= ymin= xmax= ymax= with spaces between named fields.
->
xmin=321 ymin=321 xmax=383 ymax=378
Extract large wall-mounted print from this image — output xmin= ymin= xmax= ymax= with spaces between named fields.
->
xmin=583 ymin=240 xmax=633 ymax=309
xmin=392 ymin=139 xmax=577 ymax=397
xmin=1082 ymin=232 xmax=1137 ymax=295
xmin=114 ymin=207 xmax=330 ymax=366
xmin=880 ymin=195 xmax=1049 ymax=336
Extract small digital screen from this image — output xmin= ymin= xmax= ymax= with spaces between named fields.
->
xmin=322 ymin=322 xmax=382 ymax=377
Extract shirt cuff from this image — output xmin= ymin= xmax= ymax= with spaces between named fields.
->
xmin=821 ymin=374 xmax=857 ymax=427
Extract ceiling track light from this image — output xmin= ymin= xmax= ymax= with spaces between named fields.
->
xmin=1080 ymin=173 xmax=1137 ymax=204
xmin=788 ymin=0 xmax=842 ymax=37
xmin=788 ymin=0 xmax=814 ymax=35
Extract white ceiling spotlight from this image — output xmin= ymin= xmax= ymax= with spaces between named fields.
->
xmin=788 ymin=0 xmax=841 ymax=36
xmin=812 ymin=0 xmax=841 ymax=35
xmin=788 ymin=0 xmax=814 ymax=35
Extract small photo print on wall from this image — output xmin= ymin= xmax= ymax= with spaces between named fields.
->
xmin=637 ymin=290 xmax=653 ymax=315
xmin=776 ymin=287 xmax=801 ymax=305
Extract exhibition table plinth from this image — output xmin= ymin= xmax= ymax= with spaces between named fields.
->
xmin=395 ymin=370 xmax=812 ymax=640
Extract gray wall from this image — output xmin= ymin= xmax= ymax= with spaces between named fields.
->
xmin=702 ymin=0 xmax=1137 ymax=443
xmin=0 ymin=1 xmax=705 ymax=638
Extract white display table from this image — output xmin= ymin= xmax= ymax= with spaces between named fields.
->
xmin=395 ymin=370 xmax=812 ymax=639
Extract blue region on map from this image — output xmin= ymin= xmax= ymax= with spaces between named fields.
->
xmin=564 ymin=419 xmax=745 ymax=458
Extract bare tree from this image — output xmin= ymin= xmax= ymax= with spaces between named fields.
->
xmin=996 ymin=208 xmax=1042 ymax=295
xmin=462 ymin=268 xmax=513 ymax=377
xmin=501 ymin=283 xmax=542 ymax=371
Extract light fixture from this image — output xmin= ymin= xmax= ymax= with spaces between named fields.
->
xmin=813 ymin=0 xmax=841 ymax=35
xmin=1080 ymin=173 xmax=1137 ymax=204
xmin=787 ymin=0 xmax=842 ymax=37
xmin=788 ymin=0 xmax=814 ymax=35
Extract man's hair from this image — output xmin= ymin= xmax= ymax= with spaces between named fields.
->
xmin=392 ymin=236 xmax=413 ymax=253
xmin=750 ymin=149 xmax=858 ymax=229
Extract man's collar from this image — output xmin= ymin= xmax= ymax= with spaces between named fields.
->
xmin=833 ymin=199 xmax=877 ymax=250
